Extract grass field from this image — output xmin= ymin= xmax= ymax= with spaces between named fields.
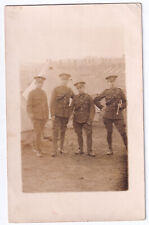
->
xmin=21 ymin=122 xmax=128 ymax=192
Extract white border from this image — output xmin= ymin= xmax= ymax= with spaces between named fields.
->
xmin=0 ymin=0 xmax=149 ymax=224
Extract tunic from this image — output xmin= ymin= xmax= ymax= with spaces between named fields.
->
xmin=94 ymin=88 xmax=126 ymax=120
xmin=50 ymin=85 xmax=74 ymax=118
xmin=27 ymin=88 xmax=49 ymax=120
xmin=71 ymin=93 xmax=95 ymax=123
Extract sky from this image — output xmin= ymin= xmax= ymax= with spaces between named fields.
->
xmin=5 ymin=4 xmax=127 ymax=63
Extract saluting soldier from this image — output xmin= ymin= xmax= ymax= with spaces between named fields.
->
xmin=94 ymin=75 xmax=127 ymax=155
xmin=70 ymin=81 xmax=96 ymax=157
xmin=27 ymin=75 xmax=49 ymax=157
xmin=50 ymin=73 xmax=74 ymax=157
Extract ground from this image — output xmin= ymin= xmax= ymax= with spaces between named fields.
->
xmin=21 ymin=122 xmax=128 ymax=192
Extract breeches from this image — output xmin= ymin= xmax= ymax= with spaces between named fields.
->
xmin=103 ymin=118 xmax=126 ymax=135
xmin=103 ymin=118 xmax=127 ymax=149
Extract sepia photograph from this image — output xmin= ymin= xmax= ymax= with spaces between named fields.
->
xmin=5 ymin=3 xmax=145 ymax=222
xmin=17 ymin=5 xmax=128 ymax=193
xmin=21 ymin=57 xmax=128 ymax=192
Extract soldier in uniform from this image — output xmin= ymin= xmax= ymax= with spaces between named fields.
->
xmin=27 ymin=75 xmax=49 ymax=157
xmin=50 ymin=73 xmax=74 ymax=157
xmin=70 ymin=81 xmax=96 ymax=157
xmin=94 ymin=75 xmax=127 ymax=155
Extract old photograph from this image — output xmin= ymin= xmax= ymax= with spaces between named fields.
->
xmin=5 ymin=3 xmax=145 ymax=222
xmin=21 ymin=57 xmax=128 ymax=192
xmin=18 ymin=5 xmax=128 ymax=192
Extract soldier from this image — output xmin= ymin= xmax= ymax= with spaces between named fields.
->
xmin=27 ymin=75 xmax=49 ymax=157
xmin=50 ymin=73 xmax=74 ymax=157
xmin=94 ymin=75 xmax=127 ymax=155
xmin=70 ymin=81 xmax=96 ymax=157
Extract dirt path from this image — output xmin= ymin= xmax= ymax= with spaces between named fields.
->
xmin=22 ymin=123 xmax=128 ymax=192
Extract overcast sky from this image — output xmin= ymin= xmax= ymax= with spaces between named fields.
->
xmin=6 ymin=4 xmax=127 ymax=63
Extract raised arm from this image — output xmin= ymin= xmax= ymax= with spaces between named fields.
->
xmin=94 ymin=90 xmax=106 ymax=110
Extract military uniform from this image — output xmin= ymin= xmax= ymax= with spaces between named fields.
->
xmin=94 ymin=79 xmax=127 ymax=153
xmin=50 ymin=78 xmax=74 ymax=155
xmin=71 ymin=82 xmax=95 ymax=155
xmin=27 ymin=87 xmax=49 ymax=153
